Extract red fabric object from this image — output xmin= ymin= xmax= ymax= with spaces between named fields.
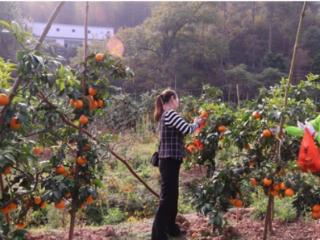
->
xmin=297 ymin=128 xmax=320 ymax=173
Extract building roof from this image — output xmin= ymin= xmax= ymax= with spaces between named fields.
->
xmin=31 ymin=22 xmax=114 ymax=40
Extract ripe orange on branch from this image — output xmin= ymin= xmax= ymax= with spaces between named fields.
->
xmin=218 ymin=125 xmax=226 ymax=133
xmin=34 ymin=196 xmax=42 ymax=205
xmin=10 ymin=117 xmax=21 ymax=130
xmin=79 ymin=115 xmax=89 ymax=125
xmin=186 ymin=144 xmax=196 ymax=153
xmin=250 ymin=178 xmax=257 ymax=186
xmin=263 ymin=178 xmax=273 ymax=187
xmin=88 ymin=87 xmax=97 ymax=96
xmin=312 ymin=211 xmax=320 ymax=220
xmin=252 ymin=111 xmax=261 ymax=120
xmin=95 ymin=53 xmax=104 ymax=62
xmin=97 ymin=99 xmax=104 ymax=108
xmin=262 ymin=129 xmax=272 ymax=138
xmin=8 ymin=202 xmax=17 ymax=211
xmin=199 ymin=109 xmax=209 ymax=119
xmin=312 ymin=204 xmax=320 ymax=213
xmin=0 ymin=93 xmax=9 ymax=106
xmin=55 ymin=165 xmax=66 ymax=175
xmin=3 ymin=166 xmax=12 ymax=175
xmin=16 ymin=222 xmax=26 ymax=229
xmin=33 ymin=147 xmax=43 ymax=156
xmin=284 ymin=188 xmax=294 ymax=197
xmin=55 ymin=200 xmax=65 ymax=209
xmin=76 ymin=156 xmax=87 ymax=166
xmin=86 ymin=195 xmax=94 ymax=205
xmin=74 ymin=100 xmax=84 ymax=109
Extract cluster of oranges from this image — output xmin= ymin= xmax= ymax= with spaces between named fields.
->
xmin=1 ymin=201 xmax=17 ymax=214
xmin=185 ymin=109 xmax=229 ymax=154
xmin=186 ymin=110 xmax=209 ymax=153
xmin=250 ymin=177 xmax=295 ymax=198
xmin=69 ymin=83 xmax=104 ymax=126
xmin=251 ymin=111 xmax=273 ymax=138
xmin=54 ymin=194 xmax=94 ymax=210
xmin=34 ymin=196 xmax=46 ymax=209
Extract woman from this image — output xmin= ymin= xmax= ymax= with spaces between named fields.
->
xmin=151 ymin=89 xmax=203 ymax=240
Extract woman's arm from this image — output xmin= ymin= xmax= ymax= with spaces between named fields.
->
xmin=164 ymin=110 xmax=199 ymax=134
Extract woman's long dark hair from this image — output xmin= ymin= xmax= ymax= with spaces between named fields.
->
xmin=154 ymin=89 xmax=177 ymax=122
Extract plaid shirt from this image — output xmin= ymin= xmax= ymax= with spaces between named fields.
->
xmin=158 ymin=109 xmax=198 ymax=159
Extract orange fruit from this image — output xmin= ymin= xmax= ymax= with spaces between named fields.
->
xmin=83 ymin=144 xmax=91 ymax=152
xmin=33 ymin=147 xmax=43 ymax=156
xmin=273 ymin=184 xmax=281 ymax=191
xmin=193 ymin=139 xmax=204 ymax=150
xmin=16 ymin=222 xmax=26 ymax=229
xmin=65 ymin=192 xmax=72 ymax=198
xmin=95 ymin=53 xmax=104 ymax=62
xmin=199 ymin=110 xmax=209 ymax=119
xmin=55 ymin=165 xmax=65 ymax=175
xmin=280 ymin=182 xmax=286 ymax=190
xmin=86 ymin=195 xmax=94 ymax=205
xmin=3 ymin=166 xmax=12 ymax=175
xmin=191 ymin=232 xmax=199 ymax=238
xmin=74 ymin=100 xmax=84 ymax=109
xmin=312 ymin=211 xmax=320 ymax=220
xmin=262 ymin=129 xmax=272 ymax=138
xmin=79 ymin=115 xmax=89 ymax=125
xmin=0 ymin=93 xmax=9 ymax=106
xmin=250 ymin=178 xmax=257 ymax=186
xmin=8 ymin=202 xmax=17 ymax=211
xmin=69 ymin=99 xmax=75 ymax=106
xmin=40 ymin=202 xmax=46 ymax=209
xmin=76 ymin=156 xmax=87 ymax=166
xmin=284 ymin=188 xmax=294 ymax=197
xmin=97 ymin=100 xmax=104 ymax=108
xmin=263 ymin=178 xmax=273 ymax=187
xmin=252 ymin=111 xmax=261 ymax=120
xmin=244 ymin=143 xmax=251 ymax=150
xmin=312 ymin=204 xmax=320 ymax=213
xmin=270 ymin=189 xmax=278 ymax=197
xmin=10 ymin=117 xmax=21 ymax=130
xmin=218 ymin=125 xmax=226 ymax=133
xmin=88 ymin=87 xmax=97 ymax=96
xmin=233 ymin=199 xmax=243 ymax=208
xmin=1 ymin=206 xmax=9 ymax=214
xmin=186 ymin=144 xmax=196 ymax=153
xmin=55 ymin=200 xmax=65 ymax=209
xmin=34 ymin=196 xmax=42 ymax=205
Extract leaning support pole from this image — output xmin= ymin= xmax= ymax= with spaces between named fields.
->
xmin=35 ymin=2 xmax=65 ymax=50
xmin=263 ymin=2 xmax=307 ymax=240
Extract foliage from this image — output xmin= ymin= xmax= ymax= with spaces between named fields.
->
xmin=185 ymin=75 xmax=320 ymax=233
xmin=0 ymin=20 xmax=133 ymax=239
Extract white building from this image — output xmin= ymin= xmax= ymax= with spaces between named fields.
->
xmin=31 ymin=22 xmax=114 ymax=48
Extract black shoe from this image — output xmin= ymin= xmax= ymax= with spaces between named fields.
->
xmin=167 ymin=224 xmax=186 ymax=237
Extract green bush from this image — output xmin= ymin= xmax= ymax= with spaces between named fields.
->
xmin=103 ymin=207 xmax=126 ymax=224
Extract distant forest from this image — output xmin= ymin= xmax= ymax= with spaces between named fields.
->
xmin=1 ymin=2 xmax=320 ymax=100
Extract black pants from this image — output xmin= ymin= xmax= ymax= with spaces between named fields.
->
xmin=151 ymin=158 xmax=181 ymax=240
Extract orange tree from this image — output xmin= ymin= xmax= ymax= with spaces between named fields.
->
xmin=0 ymin=21 xmax=133 ymax=239
xmin=186 ymin=75 xmax=320 ymax=235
